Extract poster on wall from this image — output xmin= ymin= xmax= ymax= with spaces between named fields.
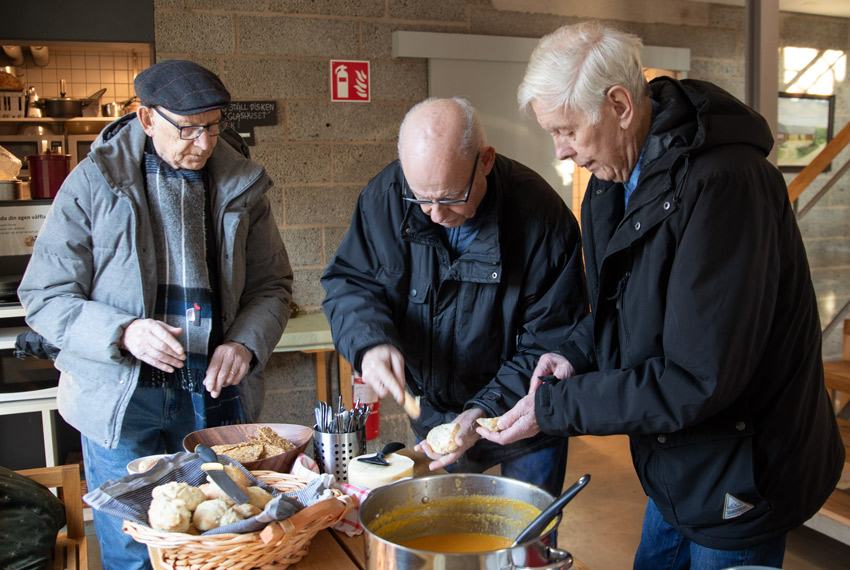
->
xmin=0 ymin=203 xmax=51 ymax=256
xmin=777 ymin=92 xmax=835 ymax=173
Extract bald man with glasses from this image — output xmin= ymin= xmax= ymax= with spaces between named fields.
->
xmin=322 ymin=97 xmax=587 ymax=493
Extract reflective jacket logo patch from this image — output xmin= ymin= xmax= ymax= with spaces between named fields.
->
xmin=723 ymin=493 xmax=754 ymax=520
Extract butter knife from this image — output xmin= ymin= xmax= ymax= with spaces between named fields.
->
xmin=195 ymin=444 xmax=250 ymax=505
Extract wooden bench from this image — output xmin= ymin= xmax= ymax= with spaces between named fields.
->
xmin=805 ymin=320 xmax=850 ymax=545
xmin=16 ymin=464 xmax=88 ymax=570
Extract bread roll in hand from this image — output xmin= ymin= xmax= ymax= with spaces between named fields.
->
xmin=426 ymin=423 xmax=460 ymax=454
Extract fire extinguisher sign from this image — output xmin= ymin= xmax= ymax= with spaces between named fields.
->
xmin=330 ymin=60 xmax=370 ymax=102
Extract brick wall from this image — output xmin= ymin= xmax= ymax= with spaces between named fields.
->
xmin=152 ymin=0 xmax=850 ymax=449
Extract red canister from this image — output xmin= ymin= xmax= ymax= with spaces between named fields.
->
xmin=26 ymin=153 xmax=70 ymax=199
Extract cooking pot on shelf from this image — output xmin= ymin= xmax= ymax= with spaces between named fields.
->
xmin=38 ymin=80 xmax=105 ymax=118
xmin=359 ymin=474 xmax=573 ymax=570
xmin=101 ymin=96 xmax=137 ymax=118
xmin=0 ymin=179 xmax=22 ymax=200
xmin=26 ymin=151 xmax=70 ymax=199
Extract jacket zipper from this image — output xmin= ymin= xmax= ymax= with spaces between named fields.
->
xmin=607 ymin=271 xmax=632 ymax=355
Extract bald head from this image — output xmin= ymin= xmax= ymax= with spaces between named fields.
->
xmin=398 ymin=98 xmax=485 ymax=192
xmin=399 ymin=98 xmax=484 ymax=163
xmin=396 ymin=98 xmax=494 ymax=228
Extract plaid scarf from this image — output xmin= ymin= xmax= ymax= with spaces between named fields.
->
xmin=138 ymin=147 xmax=243 ymax=428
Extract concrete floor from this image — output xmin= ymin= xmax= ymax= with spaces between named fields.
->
xmin=87 ymin=433 xmax=850 ymax=569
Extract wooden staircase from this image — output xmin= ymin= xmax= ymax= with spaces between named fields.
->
xmin=804 ymin=320 xmax=850 ymax=545
xmin=789 ymin=117 xmax=850 ymax=545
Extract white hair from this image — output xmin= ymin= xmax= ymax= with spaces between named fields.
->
xmin=518 ymin=21 xmax=649 ymax=124
xmin=397 ymin=96 xmax=486 ymax=161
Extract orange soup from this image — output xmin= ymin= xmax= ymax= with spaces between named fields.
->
xmin=400 ymin=532 xmax=513 ymax=553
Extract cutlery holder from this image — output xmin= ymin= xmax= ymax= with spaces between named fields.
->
xmin=312 ymin=427 xmax=366 ymax=484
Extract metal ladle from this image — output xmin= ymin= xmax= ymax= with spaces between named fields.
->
xmin=512 ymin=474 xmax=591 ymax=546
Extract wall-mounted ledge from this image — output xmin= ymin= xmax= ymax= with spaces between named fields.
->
xmin=392 ymin=31 xmax=690 ymax=73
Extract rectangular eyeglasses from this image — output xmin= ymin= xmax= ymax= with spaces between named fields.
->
xmin=153 ymin=106 xmax=229 ymax=140
xmin=402 ymin=149 xmax=480 ymax=205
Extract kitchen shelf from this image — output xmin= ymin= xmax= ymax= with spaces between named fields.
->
xmin=0 ymin=325 xmax=28 ymax=350
xmin=0 ymin=304 xmax=26 ymax=319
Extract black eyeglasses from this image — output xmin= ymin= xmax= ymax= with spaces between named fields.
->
xmin=403 ymin=150 xmax=480 ymax=205
xmin=153 ymin=107 xmax=229 ymax=140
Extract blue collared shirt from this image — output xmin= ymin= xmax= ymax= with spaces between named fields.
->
xmin=624 ymin=99 xmax=660 ymax=207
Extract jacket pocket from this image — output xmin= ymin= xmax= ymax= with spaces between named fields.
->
xmin=400 ymin=279 xmax=432 ymax=381
xmin=653 ymin=426 xmax=770 ymax=529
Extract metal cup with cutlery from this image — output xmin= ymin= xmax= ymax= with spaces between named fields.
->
xmin=312 ymin=398 xmax=368 ymax=483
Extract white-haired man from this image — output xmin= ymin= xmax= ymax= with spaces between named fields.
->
xmin=479 ymin=21 xmax=843 ymax=569
xmin=323 ymin=97 xmax=587 ymax=495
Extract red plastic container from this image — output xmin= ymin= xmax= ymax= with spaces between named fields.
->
xmin=26 ymin=153 xmax=70 ymax=199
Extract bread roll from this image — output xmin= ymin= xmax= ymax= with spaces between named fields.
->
xmin=476 ymin=416 xmax=503 ymax=432
xmin=218 ymin=507 xmax=244 ymax=527
xmin=148 ymin=496 xmax=192 ymax=533
xmin=426 ymin=423 xmax=460 ymax=454
xmin=204 ymin=464 xmax=250 ymax=497
xmin=192 ymin=498 xmax=231 ymax=532
xmin=245 ymin=485 xmax=274 ymax=509
xmin=151 ymin=481 xmax=206 ymax=511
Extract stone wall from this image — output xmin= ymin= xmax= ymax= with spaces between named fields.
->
xmin=153 ymin=0 xmax=850 ymax=450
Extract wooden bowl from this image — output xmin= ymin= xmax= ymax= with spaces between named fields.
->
xmin=182 ymin=423 xmax=312 ymax=473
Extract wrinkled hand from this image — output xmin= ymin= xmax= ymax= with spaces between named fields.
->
xmin=360 ymin=344 xmax=405 ymax=404
xmin=204 ymin=342 xmax=253 ymax=398
xmin=415 ymin=407 xmax=486 ymax=471
xmin=121 ymin=319 xmax=185 ymax=372
xmin=476 ymin=394 xmax=539 ymax=445
xmin=529 ymin=352 xmax=576 ymax=393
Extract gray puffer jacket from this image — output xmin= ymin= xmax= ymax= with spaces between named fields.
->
xmin=18 ymin=115 xmax=293 ymax=449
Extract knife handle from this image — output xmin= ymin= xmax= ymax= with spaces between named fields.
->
xmin=196 ymin=444 xmax=217 ymax=463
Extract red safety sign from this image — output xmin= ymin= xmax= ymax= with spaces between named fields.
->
xmin=330 ymin=60 xmax=370 ymax=102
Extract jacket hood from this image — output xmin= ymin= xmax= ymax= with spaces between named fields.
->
xmin=88 ymin=114 xmax=264 ymax=206
xmin=648 ymin=77 xmax=774 ymax=164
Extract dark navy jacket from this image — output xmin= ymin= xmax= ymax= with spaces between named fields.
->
xmin=535 ymin=77 xmax=844 ymax=548
xmin=323 ymin=155 xmax=587 ymax=433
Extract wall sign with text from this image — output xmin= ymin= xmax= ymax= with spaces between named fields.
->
xmin=330 ymin=60 xmax=370 ymax=102
xmin=225 ymin=101 xmax=277 ymax=146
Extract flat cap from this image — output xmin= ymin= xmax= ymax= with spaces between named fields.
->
xmin=134 ymin=60 xmax=230 ymax=115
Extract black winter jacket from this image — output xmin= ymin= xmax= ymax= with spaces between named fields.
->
xmin=323 ymin=155 xmax=587 ymax=428
xmin=535 ymin=77 xmax=844 ymax=548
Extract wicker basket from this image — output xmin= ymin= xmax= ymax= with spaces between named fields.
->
xmin=123 ymin=470 xmax=356 ymax=570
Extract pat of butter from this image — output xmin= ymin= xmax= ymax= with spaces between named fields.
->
xmin=348 ymin=452 xmax=415 ymax=490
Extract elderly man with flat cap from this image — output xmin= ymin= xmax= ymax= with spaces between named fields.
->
xmin=19 ymin=59 xmax=293 ymax=569
xmin=322 ymin=97 xmax=587 ymax=493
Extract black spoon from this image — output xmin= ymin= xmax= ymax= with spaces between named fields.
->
xmin=512 ymin=474 xmax=591 ymax=546
xmin=357 ymin=441 xmax=406 ymax=466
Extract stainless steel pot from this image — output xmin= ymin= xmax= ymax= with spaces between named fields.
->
xmin=39 ymin=80 xmax=104 ymax=118
xmin=0 ymin=179 xmax=22 ymax=200
xmin=102 ymin=97 xmax=136 ymax=118
xmin=360 ymin=474 xmax=573 ymax=570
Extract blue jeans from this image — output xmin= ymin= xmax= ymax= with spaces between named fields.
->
xmin=633 ymin=498 xmax=786 ymax=570
xmin=82 ymin=386 xmax=197 ymax=570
